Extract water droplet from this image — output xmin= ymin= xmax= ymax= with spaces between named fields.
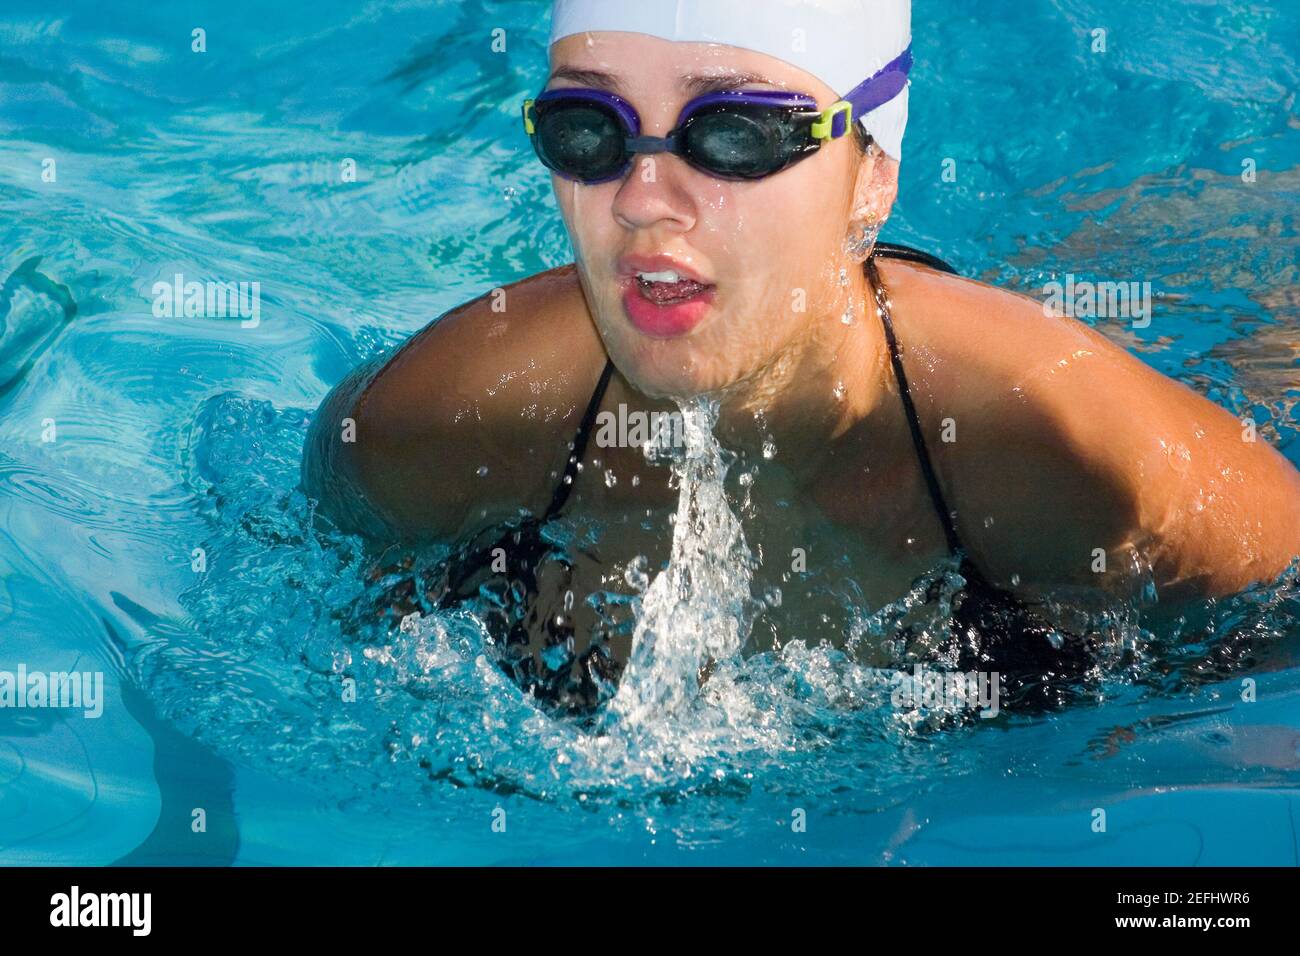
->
xmin=476 ymin=465 xmax=489 ymax=477
xmin=624 ymin=555 xmax=650 ymax=591
xmin=983 ymin=515 xmax=994 ymax=528
xmin=604 ymin=469 xmax=618 ymax=488
xmin=762 ymin=440 xmax=777 ymax=460
xmin=833 ymin=381 xmax=846 ymax=400
xmin=630 ymin=475 xmax=640 ymax=487
xmin=1010 ymin=573 xmax=1021 ymax=586
xmin=1166 ymin=441 xmax=1192 ymax=474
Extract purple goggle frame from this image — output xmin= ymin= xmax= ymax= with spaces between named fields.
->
xmin=523 ymin=45 xmax=912 ymax=183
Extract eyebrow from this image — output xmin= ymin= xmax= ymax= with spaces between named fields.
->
xmin=545 ymin=67 xmax=781 ymax=97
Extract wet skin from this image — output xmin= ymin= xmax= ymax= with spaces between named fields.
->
xmin=302 ymin=32 xmax=1300 ymax=655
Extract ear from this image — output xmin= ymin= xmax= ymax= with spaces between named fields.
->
xmin=848 ymin=143 xmax=899 ymax=228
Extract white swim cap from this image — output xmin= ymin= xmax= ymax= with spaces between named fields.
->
xmin=548 ymin=0 xmax=912 ymax=160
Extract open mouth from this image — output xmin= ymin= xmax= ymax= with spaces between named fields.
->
xmin=635 ymin=271 xmax=712 ymax=304
xmin=621 ymin=269 xmax=717 ymax=337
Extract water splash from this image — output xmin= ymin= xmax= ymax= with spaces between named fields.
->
xmin=160 ymin=390 xmax=1300 ymax=815
xmin=603 ymin=397 xmax=760 ymax=728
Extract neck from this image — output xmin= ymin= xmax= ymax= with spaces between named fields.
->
xmin=710 ymin=256 xmax=898 ymax=482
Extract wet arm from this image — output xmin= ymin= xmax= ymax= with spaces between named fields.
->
xmin=948 ymin=323 xmax=1300 ymax=603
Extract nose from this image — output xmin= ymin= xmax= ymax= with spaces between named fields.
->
xmin=610 ymin=151 xmax=698 ymax=234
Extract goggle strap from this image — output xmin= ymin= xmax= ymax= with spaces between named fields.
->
xmin=833 ymin=44 xmax=913 ymax=139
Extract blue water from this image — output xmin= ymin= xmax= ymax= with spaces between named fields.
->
xmin=2 ymin=0 xmax=1299 ymax=865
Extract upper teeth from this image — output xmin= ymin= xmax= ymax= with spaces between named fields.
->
xmin=638 ymin=270 xmax=681 ymax=283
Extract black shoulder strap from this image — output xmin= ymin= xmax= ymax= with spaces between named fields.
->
xmin=873 ymin=242 xmax=958 ymax=276
xmin=544 ymin=358 xmax=615 ymax=521
xmin=867 ymin=246 xmax=965 ymax=556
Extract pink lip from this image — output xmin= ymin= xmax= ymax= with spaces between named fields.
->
xmin=616 ymin=253 xmax=717 ymax=338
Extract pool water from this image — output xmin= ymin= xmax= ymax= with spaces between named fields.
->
xmin=2 ymin=0 xmax=1299 ymax=866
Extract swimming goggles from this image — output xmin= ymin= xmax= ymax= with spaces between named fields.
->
xmin=521 ymin=46 xmax=912 ymax=184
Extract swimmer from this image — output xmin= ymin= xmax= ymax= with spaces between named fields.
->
xmin=302 ymin=0 xmax=1300 ymax=712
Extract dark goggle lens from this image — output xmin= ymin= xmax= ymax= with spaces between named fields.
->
xmin=533 ymin=101 xmax=628 ymax=182
xmin=681 ymin=105 xmax=812 ymax=179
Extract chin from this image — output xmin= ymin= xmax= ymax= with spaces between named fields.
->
xmin=617 ymin=343 xmax=730 ymax=401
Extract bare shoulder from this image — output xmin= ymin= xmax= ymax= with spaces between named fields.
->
xmin=875 ymin=258 xmax=1162 ymax=468
xmin=311 ymin=263 xmax=608 ymax=539
xmin=876 ymin=258 xmax=1300 ymax=598
xmin=876 ymin=258 xmax=1131 ymax=397
xmin=363 ymin=263 xmax=602 ymax=426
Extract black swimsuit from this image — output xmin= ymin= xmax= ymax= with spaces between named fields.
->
xmin=417 ymin=243 xmax=1096 ymax=714
xmin=864 ymin=246 xmax=1097 ymax=709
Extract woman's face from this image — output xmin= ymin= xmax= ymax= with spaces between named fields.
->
xmin=546 ymin=32 xmax=897 ymax=399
